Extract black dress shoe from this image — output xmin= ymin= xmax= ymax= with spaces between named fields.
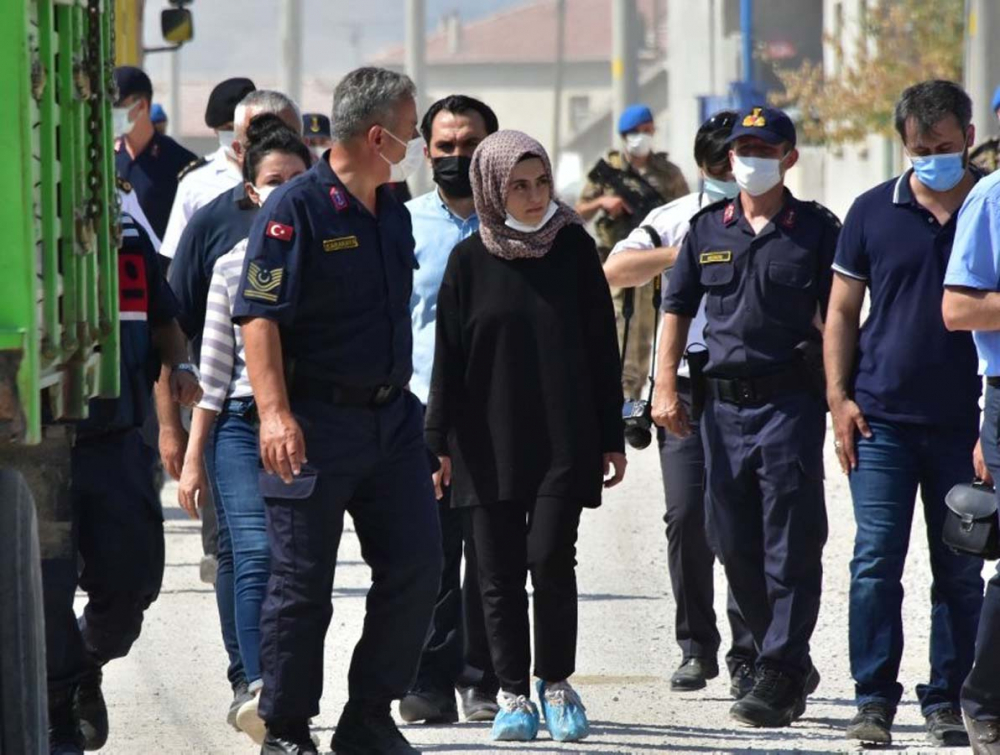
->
xmin=74 ymin=666 xmax=108 ymax=751
xmin=965 ymin=712 xmax=1000 ymax=755
xmin=729 ymin=666 xmax=803 ymax=728
xmin=729 ymin=659 xmax=755 ymax=700
xmin=398 ymin=689 xmax=458 ymax=724
xmin=846 ymin=702 xmax=894 ymax=745
xmin=925 ymin=708 xmax=970 ymax=747
xmin=50 ymin=684 xmax=84 ymax=755
xmin=804 ymin=664 xmax=820 ymax=696
xmin=261 ymin=720 xmax=318 ymax=755
xmin=670 ymin=657 xmax=719 ymax=692
xmin=332 ymin=700 xmax=418 ymax=754
xmin=458 ymin=686 xmax=500 ymax=722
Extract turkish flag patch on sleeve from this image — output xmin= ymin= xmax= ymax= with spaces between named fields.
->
xmin=266 ymin=221 xmax=294 ymax=241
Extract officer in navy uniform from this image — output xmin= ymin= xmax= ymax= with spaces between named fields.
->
xmin=160 ymin=77 xmax=258 ymax=262
xmin=113 ymin=67 xmax=196 ymax=248
xmin=40 ymin=211 xmax=202 ymax=754
xmin=302 ymin=112 xmax=333 ymax=156
xmin=233 ymin=67 xmax=441 ymax=755
xmin=653 ymin=106 xmax=839 ymax=729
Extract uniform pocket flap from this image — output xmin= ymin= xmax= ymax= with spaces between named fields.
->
xmin=699 ymin=262 xmax=735 ymax=287
xmin=767 ymin=261 xmax=812 ymax=288
xmin=945 ymin=482 xmax=998 ymax=522
xmin=258 ymin=469 xmax=318 ymax=500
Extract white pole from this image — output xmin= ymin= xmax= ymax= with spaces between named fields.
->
xmin=279 ymin=0 xmax=303 ymax=105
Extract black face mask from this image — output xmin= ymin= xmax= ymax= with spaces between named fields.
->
xmin=432 ymin=155 xmax=473 ymax=198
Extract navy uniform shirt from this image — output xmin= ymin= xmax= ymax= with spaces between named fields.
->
xmin=834 ymin=169 xmax=981 ymax=428
xmin=78 ymin=212 xmax=180 ymax=434
xmin=231 ymin=157 xmax=415 ymax=388
xmin=663 ymin=190 xmax=839 ymax=377
xmin=115 ymin=132 xmax=197 ymax=240
xmin=168 ymin=183 xmax=258 ymax=359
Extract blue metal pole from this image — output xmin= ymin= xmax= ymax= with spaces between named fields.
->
xmin=741 ymin=0 xmax=753 ymax=86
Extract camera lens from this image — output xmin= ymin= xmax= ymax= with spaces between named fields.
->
xmin=624 ymin=424 xmax=652 ymax=450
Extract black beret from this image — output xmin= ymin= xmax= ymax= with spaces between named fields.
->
xmin=205 ymin=77 xmax=256 ymax=129
xmin=303 ymin=113 xmax=331 ymax=138
xmin=113 ymin=66 xmax=152 ymax=105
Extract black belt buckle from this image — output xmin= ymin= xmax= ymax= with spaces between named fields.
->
xmin=370 ymin=384 xmax=397 ymax=407
xmin=735 ymin=378 xmax=756 ymax=405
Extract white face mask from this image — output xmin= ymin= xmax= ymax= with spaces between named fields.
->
xmin=732 ymin=154 xmax=784 ymax=197
xmin=624 ymin=132 xmax=653 ymax=158
xmin=218 ymin=130 xmax=237 ymax=158
xmin=113 ymin=106 xmax=136 ymax=137
xmin=311 ymin=146 xmax=326 ymax=161
xmin=380 ymin=127 xmax=424 ymax=182
xmin=505 ymin=200 xmax=559 ymax=233
xmin=254 ymin=184 xmax=276 ymax=207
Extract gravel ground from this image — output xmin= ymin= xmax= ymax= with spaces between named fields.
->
xmin=88 ymin=423 xmax=986 ymax=754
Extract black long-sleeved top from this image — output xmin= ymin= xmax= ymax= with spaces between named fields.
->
xmin=425 ymin=223 xmax=624 ymax=509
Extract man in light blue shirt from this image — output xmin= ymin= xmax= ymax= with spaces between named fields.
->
xmin=402 ymin=94 xmax=501 ymax=726
xmin=943 ymin=168 xmax=1000 ymax=752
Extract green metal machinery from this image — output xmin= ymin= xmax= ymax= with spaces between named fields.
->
xmin=2 ymin=0 xmax=120 ymax=446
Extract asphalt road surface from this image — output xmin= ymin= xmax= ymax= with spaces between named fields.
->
xmin=86 ymin=425 xmax=983 ymax=754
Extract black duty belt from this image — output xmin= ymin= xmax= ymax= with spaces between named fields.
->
xmin=290 ymin=376 xmax=402 ymax=408
xmin=988 ymin=377 xmax=1000 ymax=388
xmin=707 ymin=367 xmax=807 ymax=406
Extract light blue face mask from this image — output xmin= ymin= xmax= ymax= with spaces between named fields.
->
xmin=702 ymin=175 xmax=740 ymax=203
xmin=909 ymin=151 xmax=966 ymax=192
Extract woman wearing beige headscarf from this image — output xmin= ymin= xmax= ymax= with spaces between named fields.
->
xmin=425 ymin=130 xmax=626 ymax=743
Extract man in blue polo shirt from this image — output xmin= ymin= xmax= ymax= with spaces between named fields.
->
xmin=943 ymin=146 xmax=1000 ymax=755
xmin=399 ymin=94 xmax=500 ymax=726
xmin=825 ymin=79 xmax=984 ymax=748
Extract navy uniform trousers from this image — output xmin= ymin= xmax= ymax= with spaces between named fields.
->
xmin=6 ymin=427 xmax=165 ymax=694
xmin=258 ymin=391 xmax=443 ymax=722
xmin=963 ymin=383 xmax=1000 ymax=721
xmin=658 ymin=382 xmax=756 ymax=672
xmin=701 ymin=389 xmax=828 ymax=682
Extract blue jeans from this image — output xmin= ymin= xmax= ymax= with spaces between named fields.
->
xmin=849 ymin=419 xmax=983 ymax=714
xmin=963 ymin=383 xmax=1000 ymax=721
xmin=204 ymin=437 xmax=243 ymax=689
xmin=211 ymin=397 xmax=269 ymax=686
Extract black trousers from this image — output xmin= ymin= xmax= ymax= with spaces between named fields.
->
xmin=657 ymin=385 xmax=755 ymax=674
xmin=413 ymin=492 xmax=497 ymax=694
xmin=470 ymin=498 xmax=582 ymax=697
xmin=8 ymin=428 xmax=165 ymax=695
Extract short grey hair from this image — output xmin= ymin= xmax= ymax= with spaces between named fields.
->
xmin=235 ymin=90 xmax=302 ymax=141
xmin=330 ymin=67 xmax=416 ymax=143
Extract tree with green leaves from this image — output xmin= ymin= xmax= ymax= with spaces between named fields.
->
xmin=769 ymin=0 xmax=964 ymax=144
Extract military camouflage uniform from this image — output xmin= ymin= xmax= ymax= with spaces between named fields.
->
xmin=580 ymin=149 xmax=689 ymax=399
xmin=971 ymin=137 xmax=1000 ymax=175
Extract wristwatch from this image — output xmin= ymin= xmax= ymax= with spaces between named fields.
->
xmin=174 ymin=362 xmax=201 ymax=381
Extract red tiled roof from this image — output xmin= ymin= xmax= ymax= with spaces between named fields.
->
xmin=369 ymin=0 xmax=665 ymax=66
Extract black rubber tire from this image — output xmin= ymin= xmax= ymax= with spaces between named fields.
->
xmin=0 ymin=469 xmax=48 ymax=754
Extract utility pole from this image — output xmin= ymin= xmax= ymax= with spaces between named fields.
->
xmin=611 ymin=0 xmax=638 ymax=142
xmin=404 ymin=0 xmax=426 ymax=192
xmin=965 ymin=0 xmax=1000 ymax=141
xmin=279 ymin=0 xmax=303 ymax=106
xmin=551 ymin=0 xmax=566 ymax=171
xmin=168 ymin=47 xmax=181 ymax=138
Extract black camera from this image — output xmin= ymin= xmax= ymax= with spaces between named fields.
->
xmin=622 ymin=399 xmax=653 ymax=450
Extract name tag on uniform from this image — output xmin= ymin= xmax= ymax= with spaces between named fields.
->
xmin=323 ymin=235 xmax=359 ymax=252
xmin=700 ymin=251 xmax=732 ymax=265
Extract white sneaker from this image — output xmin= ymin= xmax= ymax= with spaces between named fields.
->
xmin=235 ymin=687 xmax=266 ymax=744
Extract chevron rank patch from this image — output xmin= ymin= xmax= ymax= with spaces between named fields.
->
xmin=244 ymin=262 xmax=284 ymax=303
xmin=323 ymin=235 xmax=359 ymax=252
